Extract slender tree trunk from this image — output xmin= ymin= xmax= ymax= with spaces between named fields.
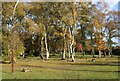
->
xmin=11 ymin=0 xmax=19 ymax=74
xmin=68 ymin=41 xmax=71 ymax=59
xmin=68 ymin=27 xmax=72 ymax=59
xmin=99 ymin=50 xmax=102 ymax=58
xmin=40 ymin=37 xmax=44 ymax=59
xmin=72 ymin=47 xmax=75 ymax=61
xmin=98 ymin=28 xmax=103 ymax=58
xmin=81 ymin=25 xmax=86 ymax=56
xmin=71 ymin=46 xmax=75 ymax=62
xmin=62 ymin=28 xmax=66 ymax=60
xmin=108 ymin=44 xmax=112 ymax=57
xmin=31 ymin=35 xmax=34 ymax=56
xmin=69 ymin=26 xmax=75 ymax=62
xmin=70 ymin=41 xmax=75 ymax=62
xmin=108 ymin=49 xmax=111 ymax=56
xmin=73 ymin=47 xmax=75 ymax=56
xmin=92 ymin=47 xmax=95 ymax=57
xmin=104 ymin=50 xmax=106 ymax=57
xmin=71 ymin=26 xmax=75 ymax=62
xmin=108 ymin=49 xmax=112 ymax=57
xmin=83 ymin=49 xmax=85 ymax=56
xmin=70 ymin=41 xmax=72 ymax=54
xmin=71 ymin=54 xmax=75 ymax=62
xmin=68 ymin=5 xmax=76 ymax=62
xmin=71 ymin=7 xmax=76 ymax=62
xmin=108 ymin=31 xmax=112 ymax=57
xmin=62 ymin=49 xmax=65 ymax=60
xmin=90 ymin=35 xmax=95 ymax=57
xmin=44 ymin=26 xmax=49 ymax=59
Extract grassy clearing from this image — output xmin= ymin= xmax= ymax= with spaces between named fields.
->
xmin=1 ymin=55 xmax=120 ymax=79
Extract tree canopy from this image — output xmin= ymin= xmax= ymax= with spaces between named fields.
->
xmin=1 ymin=2 xmax=119 ymax=62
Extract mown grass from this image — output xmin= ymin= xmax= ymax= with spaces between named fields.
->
xmin=1 ymin=55 xmax=120 ymax=79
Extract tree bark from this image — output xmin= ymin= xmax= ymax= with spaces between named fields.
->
xmin=90 ymin=35 xmax=95 ymax=57
xmin=71 ymin=26 xmax=75 ymax=62
xmin=44 ymin=26 xmax=49 ymax=59
xmin=92 ymin=48 xmax=95 ymax=57
xmin=40 ymin=37 xmax=44 ymax=59
xmin=99 ymin=50 xmax=102 ymax=58
xmin=108 ymin=30 xmax=113 ymax=57
xmin=83 ymin=49 xmax=85 ymax=56
xmin=108 ymin=44 xmax=112 ymax=57
xmin=104 ymin=50 xmax=106 ymax=57
xmin=62 ymin=28 xmax=66 ymax=60
xmin=108 ymin=49 xmax=112 ymax=57
xmin=68 ymin=42 xmax=70 ymax=59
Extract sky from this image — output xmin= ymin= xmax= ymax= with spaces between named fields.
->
xmin=92 ymin=0 xmax=119 ymax=9
xmin=107 ymin=0 xmax=119 ymax=8
xmin=104 ymin=0 xmax=119 ymax=9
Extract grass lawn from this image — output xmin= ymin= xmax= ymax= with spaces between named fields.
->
xmin=1 ymin=55 xmax=120 ymax=79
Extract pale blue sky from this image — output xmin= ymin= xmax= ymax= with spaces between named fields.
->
xmin=92 ymin=0 xmax=119 ymax=9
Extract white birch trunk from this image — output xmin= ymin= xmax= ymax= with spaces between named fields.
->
xmin=44 ymin=27 xmax=49 ymax=59
xmin=68 ymin=42 xmax=70 ymax=59
xmin=62 ymin=31 xmax=66 ymax=60
xmin=71 ymin=27 xmax=75 ymax=62
xmin=99 ymin=50 xmax=102 ymax=58
xmin=40 ymin=37 xmax=44 ymax=59
xmin=62 ymin=50 xmax=65 ymax=59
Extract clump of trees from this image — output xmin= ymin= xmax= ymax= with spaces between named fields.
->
xmin=1 ymin=2 xmax=119 ymax=62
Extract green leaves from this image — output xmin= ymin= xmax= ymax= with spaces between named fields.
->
xmin=2 ymin=2 xmax=14 ymax=19
xmin=15 ymin=3 xmax=26 ymax=18
xmin=2 ymin=2 xmax=119 ymax=59
xmin=2 ymin=32 xmax=24 ymax=61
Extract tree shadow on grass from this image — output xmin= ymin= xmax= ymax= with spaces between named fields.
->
xmin=0 ymin=61 xmax=11 ymax=64
xmin=60 ymin=61 xmax=120 ymax=66
xmin=65 ymin=69 xmax=120 ymax=73
xmin=21 ymin=65 xmax=44 ymax=68
xmin=21 ymin=64 xmax=119 ymax=73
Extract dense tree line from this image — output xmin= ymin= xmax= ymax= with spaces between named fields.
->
xmin=1 ymin=2 xmax=119 ymax=62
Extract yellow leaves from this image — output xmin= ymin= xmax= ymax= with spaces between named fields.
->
xmin=73 ymin=10 xmax=77 ymax=17
xmin=98 ymin=39 xmax=104 ymax=44
xmin=80 ymin=20 xmax=84 ymax=24
xmin=28 ymin=26 xmax=35 ymax=33
xmin=54 ymin=32 xmax=64 ymax=37
xmin=101 ymin=21 xmax=104 ymax=27
xmin=2 ymin=2 xmax=25 ymax=18
xmin=74 ymin=41 xmax=76 ymax=46
xmin=16 ymin=3 xmax=26 ymax=17
xmin=38 ymin=23 xmax=44 ymax=28
xmin=74 ymin=30 xmax=78 ymax=35
xmin=24 ymin=18 xmax=34 ymax=28
xmin=61 ymin=6 xmax=77 ymax=26
xmin=29 ymin=3 xmax=43 ymax=16
xmin=69 ymin=34 xmax=72 ymax=40
xmin=69 ymin=19 xmax=74 ymax=26
xmin=2 ymin=3 xmax=14 ymax=18
xmin=73 ymin=9 xmax=77 ymax=21
xmin=97 ymin=39 xmax=107 ymax=50
xmin=94 ymin=19 xmax=99 ymax=27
